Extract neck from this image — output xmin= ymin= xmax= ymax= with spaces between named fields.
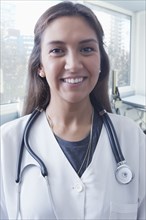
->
xmin=46 ymin=98 xmax=93 ymax=141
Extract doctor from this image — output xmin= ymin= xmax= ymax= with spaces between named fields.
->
xmin=1 ymin=1 xmax=146 ymax=220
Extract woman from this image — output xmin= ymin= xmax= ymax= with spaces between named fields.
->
xmin=1 ymin=2 xmax=145 ymax=219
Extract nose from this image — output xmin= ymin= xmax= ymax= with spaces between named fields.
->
xmin=64 ymin=51 xmax=83 ymax=72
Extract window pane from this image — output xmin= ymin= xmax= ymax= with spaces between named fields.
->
xmin=1 ymin=1 xmax=131 ymax=105
xmin=87 ymin=3 xmax=131 ymax=87
xmin=1 ymin=1 xmax=61 ymax=104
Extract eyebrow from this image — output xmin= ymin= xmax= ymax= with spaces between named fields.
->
xmin=79 ymin=39 xmax=98 ymax=44
xmin=47 ymin=38 xmax=98 ymax=46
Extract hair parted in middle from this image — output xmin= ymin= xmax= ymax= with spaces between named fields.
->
xmin=23 ymin=1 xmax=111 ymax=115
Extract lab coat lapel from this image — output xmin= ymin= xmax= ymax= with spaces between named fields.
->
xmin=28 ymin=112 xmax=85 ymax=219
xmin=26 ymin=112 xmax=115 ymax=219
xmin=80 ymin=125 xmax=116 ymax=219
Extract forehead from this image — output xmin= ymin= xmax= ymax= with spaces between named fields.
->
xmin=41 ymin=16 xmax=98 ymax=43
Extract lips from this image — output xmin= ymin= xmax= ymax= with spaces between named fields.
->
xmin=62 ymin=77 xmax=84 ymax=84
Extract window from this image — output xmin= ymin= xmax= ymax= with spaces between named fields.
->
xmin=85 ymin=2 xmax=131 ymax=88
xmin=1 ymin=0 xmax=132 ymax=105
xmin=1 ymin=1 xmax=60 ymax=105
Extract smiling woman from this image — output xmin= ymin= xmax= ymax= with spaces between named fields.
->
xmin=1 ymin=0 xmax=132 ymax=107
xmin=38 ymin=16 xmax=101 ymax=107
xmin=1 ymin=1 xmax=145 ymax=220
xmin=23 ymin=3 xmax=110 ymax=115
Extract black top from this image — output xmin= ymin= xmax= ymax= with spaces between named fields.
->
xmin=55 ymin=111 xmax=103 ymax=177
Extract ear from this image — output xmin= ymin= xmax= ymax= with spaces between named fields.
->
xmin=38 ymin=68 xmax=46 ymax=78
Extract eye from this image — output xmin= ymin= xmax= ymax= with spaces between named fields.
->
xmin=80 ymin=47 xmax=94 ymax=55
xmin=49 ymin=48 xmax=65 ymax=56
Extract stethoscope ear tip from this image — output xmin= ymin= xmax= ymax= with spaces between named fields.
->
xmin=115 ymin=164 xmax=134 ymax=184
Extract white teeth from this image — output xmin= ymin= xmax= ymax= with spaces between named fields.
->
xmin=64 ymin=78 xmax=83 ymax=84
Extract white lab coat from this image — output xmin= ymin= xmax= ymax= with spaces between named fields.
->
xmin=0 ymin=112 xmax=146 ymax=220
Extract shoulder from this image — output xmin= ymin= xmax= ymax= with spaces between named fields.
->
xmin=1 ymin=111 xmax=46 ymax=144
xmin=106 ymin=113 xmax=146 ymax=148
xmin=108 ymin=113 xmax=142 ymax=132
xmin=0 ymin=115 xmax=32 ymax=171
xmin=107 ymin=113 xmax=146 ymax=149
xmin=1 ymin=114 xmax=30 ymax=137
xmin=0 ymin=115 xmax=32 ymax=151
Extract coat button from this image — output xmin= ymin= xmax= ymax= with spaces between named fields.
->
xmin=74 ymin=183 xmax=83 ymax=192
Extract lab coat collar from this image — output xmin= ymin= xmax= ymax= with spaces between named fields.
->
xmin=20 ymin=111 xmax=113 ymax=219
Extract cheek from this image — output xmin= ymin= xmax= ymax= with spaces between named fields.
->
xmin=43 ymin=59 xmax=55 ymax=72
xmin=43 ymin=61 xmax=63 ymax=89
xmin=87 ymin=56 xmax=101 ymax=76
xmin=41 ymin=49 xmax=59 ymax=74
xmin=88 ymin=57 xmax=101 ymax=89
xmin=92 ymin=72 xmax=100 ymax=89
xmin=43 ymin=60 xmax=60 ymax=78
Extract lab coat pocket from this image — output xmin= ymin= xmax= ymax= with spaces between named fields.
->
xmin=109 ymin=202 xmax=138 ymax=220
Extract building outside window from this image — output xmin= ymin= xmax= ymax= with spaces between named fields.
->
xmin=1 ymin=0 xmax=132 ymax=105
xmin=86 ymin=2 xmax=131 ymax=88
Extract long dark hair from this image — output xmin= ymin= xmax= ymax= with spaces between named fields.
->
xmin=23 ymin=1 xmax=112 ymax=115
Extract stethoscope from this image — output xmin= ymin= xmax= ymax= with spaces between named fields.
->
xmin=16 ymin=107 xmax=133 ymax=185
xmin=14 ymin=107 xmax=134 ymax=219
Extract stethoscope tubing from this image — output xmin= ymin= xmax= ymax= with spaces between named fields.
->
xmin=24 ymin=109 xmax=48 ymax=178
xmin=16 ymin=109 xmax=47 ymax=183
xmin=14 ymin=107 xmax=133 ymax=219
xmin=16 ymin=107 xmax=130 ymax=185
xmin=15 ymin=110 xmax=37 ymax=183
xmin=100 ymin=110 xmax=125 ymax=164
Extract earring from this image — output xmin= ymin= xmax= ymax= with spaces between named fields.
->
xmin=38 ymin=70 xmax=45 ymax=78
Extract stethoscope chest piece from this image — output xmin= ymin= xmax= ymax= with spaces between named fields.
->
xmin=115 ymin=164 xmax=133 ymax=184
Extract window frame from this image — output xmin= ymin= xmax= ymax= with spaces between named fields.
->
xmin=84 ymin=1 xmax=136 ymax=97
xmin=0 ymin=0 xmax=139 ymax=124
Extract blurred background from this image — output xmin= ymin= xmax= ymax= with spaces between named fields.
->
xmin=0 ymin=0 xmax=145 ymax=132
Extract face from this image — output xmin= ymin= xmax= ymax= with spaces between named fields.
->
xmin=39 ymin=16 xmax=101 ymax=105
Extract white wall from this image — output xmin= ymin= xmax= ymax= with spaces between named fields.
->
xmin=135 ymin=10 xmax=146 ymax=96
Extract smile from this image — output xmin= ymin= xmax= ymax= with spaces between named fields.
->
xmin=63 ymin=77 xmax=84 ymax=84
